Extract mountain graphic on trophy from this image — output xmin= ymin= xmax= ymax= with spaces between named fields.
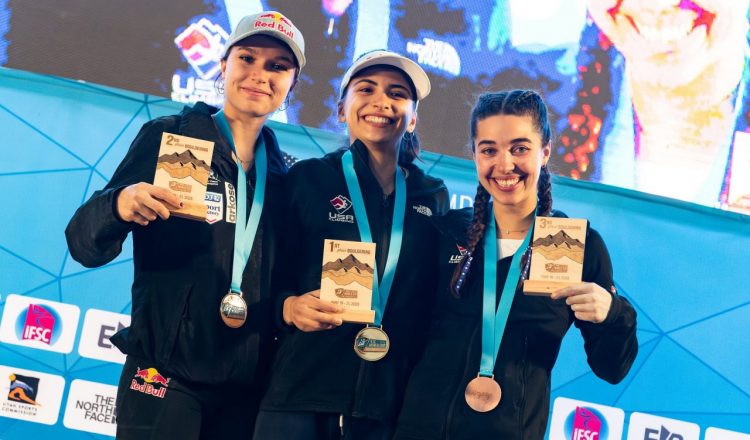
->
xmin=524 ymin=217 xmax=588 ymax=296
xmin=530 ymin=230 xmax=584 ymax=264
xmin=156 ymin=149 xmax=210 ymax=185
xmin=153 ymin=132 xmax=214 ymax=221
xmin=320 ymin=239 xmax=377 ymax=323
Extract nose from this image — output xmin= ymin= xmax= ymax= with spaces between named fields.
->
xmin=493 ymin=150 xmax=515 ymax=174
xmin=371 ymin=90 xmax=392 ymax=110
xmin=248 ymin=63 xmax=269 ymax=84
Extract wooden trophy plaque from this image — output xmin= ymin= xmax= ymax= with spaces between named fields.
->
xmin=523 ymin=217 xmax=587 ymax=296
xmin=153 ymin=132 xmax=214 ymax=221
xmin=320 ymin=239 xmax=376 ymax=324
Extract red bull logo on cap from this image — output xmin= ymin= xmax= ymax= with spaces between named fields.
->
xmin=254 ymin=12 xmax=295 ymax=39
xmin=130 ymin=367 xmax=170 ymax=398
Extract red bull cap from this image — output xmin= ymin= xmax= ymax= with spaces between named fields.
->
xmin=222 ymin=11 xmax=306 ymax=69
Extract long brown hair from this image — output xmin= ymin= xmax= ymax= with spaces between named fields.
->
xmin=451 ymin=90 xmax=554 ymax=297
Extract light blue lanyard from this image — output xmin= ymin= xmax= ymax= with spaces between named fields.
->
xmin=213 ymin=110 xmax=267 ymax=294
xmin=341 ymin=149 xmax=406 ymax=325
xmin=479 ymin=205 xmax=533 ymax=377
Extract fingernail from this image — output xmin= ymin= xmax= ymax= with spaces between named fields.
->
xmin=179 ymin=202 xmax=184 ymax=208
xmin=335 ymin=319 xmax=342 ymax=326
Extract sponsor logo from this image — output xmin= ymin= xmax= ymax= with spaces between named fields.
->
xmin=334 ymin=288 xmax=358 ymax=298
xmin=330 ymin=195 xmax=352 ymax=214
xmin=412 ymin=204 xmax=433 ymax=216
xmin=550 ymin=397 xmax=624 ymax=440
xmin=208 ymin=168 xmax=219 ymax=186
xmin=329 ymin=213 xmax=355 ymax=223
xmin=627 ymin=412 xmax=699 ymax=440
xmin=169 ymin=180 xmax=192 ymax=192
xmin=174 ymin=18 xmax=227 ymax=80
xmin=254 ymin=12 xmax=295 ymax=39
xmin=77 ymin=309 xmax=130 ymax=364
xmin=63 ymin=379 xmax=117 ymax=436
xmin=406 ymin=37 xmax=461 ymax=76
xmin=449 ymin=244 xmax=467 ymax=264
xmin=130 ymin=367 xmax=170 ymax=399
xmin=22 ymin=304 xmax=56 ymax=344
xmin=546 ymin=262 xmax=568 ymax=273
xmin=449 ymin=193 xmax=475 ymax=209
xmin=355 ymin=336 xmax=388 ymax=352
xmin=0 ymin=295 xmax=80 ymax=354
xmin=205 ymin=191 xmax=223 ymax=224
xmin=0 ymin=365 xmax=64 ymax=425
xmin=225 ymin=182 xmax=237 ymax=223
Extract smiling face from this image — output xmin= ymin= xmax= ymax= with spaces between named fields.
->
xmin=338 ymin=66 xmax=418 ymax=153
xmin=473 ymin=114 xmax=550 ymax=214
xmin=586 ymin=0 xmax=749 ymax=87
xmin=220 ymin=34 xmax=297 ymax=120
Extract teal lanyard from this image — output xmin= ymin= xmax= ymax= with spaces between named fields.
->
xmin=213 ymin=110 xmax=267 ymax=294
xmin=478 ymin=204 xmax=534 ymax=377
xmin=341 ymin=149 xmax=406 ymax=325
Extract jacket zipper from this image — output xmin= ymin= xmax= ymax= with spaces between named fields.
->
xmin=445 ymin=322 xmax=481 ymax=440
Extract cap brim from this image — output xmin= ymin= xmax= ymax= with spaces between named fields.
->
xmin=341 ymin=53 xmax=430 ymax=101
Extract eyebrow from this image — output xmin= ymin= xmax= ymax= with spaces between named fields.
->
xmin=235 ymin=46 xmax=295 ymax=65
xmin=351 ymin=78 xmax=412 ymax=94
xmin=476 ymin=137 xmax=533 ymax=147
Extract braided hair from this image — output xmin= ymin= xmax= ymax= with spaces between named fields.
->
xmin=450 ymin=90 xmax=554 ymax=297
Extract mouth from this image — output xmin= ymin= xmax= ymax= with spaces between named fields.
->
xmin=241 ymin=86 xmax=271 ymax=97
xmin=362 ymin=115 xmax=394 ymax=126
xmin=489 ymin=175 xmax=522 ymax=192
xmin=607 ymin=0 xmax=716 ymax=43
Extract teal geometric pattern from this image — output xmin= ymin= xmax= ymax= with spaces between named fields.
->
xmin=2 ymin=67 xmax=750 ymax=439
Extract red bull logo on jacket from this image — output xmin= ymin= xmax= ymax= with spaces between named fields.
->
xmin=130 ymin=367 xmax=170 ymax=398
xmin=254 ymin=12 xmax=295 ymax=39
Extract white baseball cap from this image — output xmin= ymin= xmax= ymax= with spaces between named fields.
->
xmin=222 ymin=11 xmax=306 ymax=69
xmin=339 ymin=50 xmax=430 ymax=101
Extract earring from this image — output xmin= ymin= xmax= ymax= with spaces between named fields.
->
xmin=216 ymin=78 xmax=225 ymax=95
xmin=278 ymin=95 xmax=290 ymax=112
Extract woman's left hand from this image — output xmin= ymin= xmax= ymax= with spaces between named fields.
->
xmin=550 ymin=282 xmax=612 ymax=324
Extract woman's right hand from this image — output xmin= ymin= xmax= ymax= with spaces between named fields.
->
xmin=116 ymin=182 xmax=183 ymax=226
xmin=283 ymin=290 xmax=344 ymax=332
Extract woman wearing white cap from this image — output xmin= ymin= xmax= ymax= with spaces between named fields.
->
xmin=254 ymin=50 xmax=450 ymax=439
xmin=65 ymin=11 xmax=304 ymax=439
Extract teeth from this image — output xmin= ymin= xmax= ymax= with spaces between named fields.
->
xmin=364 ymin=116 xmax=391 ymax=124
xmin=494 ymin=177 xmax=519 ymax=188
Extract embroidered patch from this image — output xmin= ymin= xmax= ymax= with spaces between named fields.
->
xmin=205 ymin=192 xmax=223 ymax=224
xmin=130 ymin=367 xmax=170 ymax=399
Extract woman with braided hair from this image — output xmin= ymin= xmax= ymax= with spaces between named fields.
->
xmin=394 ymin=89 xmax=638 ymax=439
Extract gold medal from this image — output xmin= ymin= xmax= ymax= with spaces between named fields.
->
xmin=353 ymin=326 xmax=389 ymax=361
xmin=219 ymin=291 xmax=247 ymax=328
xmin=464 ymin=375 xmax=502 ymax=412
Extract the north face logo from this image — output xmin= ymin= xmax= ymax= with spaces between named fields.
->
xmin=413 ymin=205 xmax=432 ymax=216
xmin=330 ymin=195 xmax=352 ymax=214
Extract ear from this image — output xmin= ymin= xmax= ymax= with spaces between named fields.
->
xmin=542 ymin=142 xmax=551 ymax=166
xmin=337 ymin=100 xmax=346 ymax=123
xmin=289 ymin=70 xmax=300 ymax=92
xmin=406 ymin=110 xmax=417 ymax=134
xmin=220 ymin=59 xmax=227 ymax=80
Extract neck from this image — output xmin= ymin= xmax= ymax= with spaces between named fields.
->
xmin=493 ymin=202 xmax=535 ymax=238
xmin=360 ymin=141 xmax=399 ymax=195
xmin=223 ymin=105 xmax=266 ymax=171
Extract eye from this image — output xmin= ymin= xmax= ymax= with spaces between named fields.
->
xmin=270 ymin=62 xmax=292 ymax=72
xmin=389 ymin=90 xmax=408 ymax=99
xmin=239 ymin=55 xmax=254 ymax=64
xmin=511 ymin=145 xmax=530 ymax=155
xmin=356 ymin=85 xmax=373 ymax=94
xmin=479 ymin=146 xmax=497 ymax=156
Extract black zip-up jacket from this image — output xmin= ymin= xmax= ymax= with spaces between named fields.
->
xmin=260 ymin=140 xmax=450 ymax=423
xmin=394 ymin=208 xmax=638 ymax=440
xmin=65 ymin=102 xmax=288 ymax=386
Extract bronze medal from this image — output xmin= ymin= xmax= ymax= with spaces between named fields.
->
xmin=464 ymin=375 xmax=502 ymax=412
xmin=219 ymin=291 xmax=247 ymax=328
xmin=353 ymin=326 xmax=390 ymax=361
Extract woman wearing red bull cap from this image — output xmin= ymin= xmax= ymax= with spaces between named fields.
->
xmin=254 ymin=50 xmax=449 ymax=440
xmin=65 ymin=10 xmax=304 ymax=439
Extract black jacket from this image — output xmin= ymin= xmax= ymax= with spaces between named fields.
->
xmin=394 ymin=208 xmax=638 ymax=439
xmin=65 ymin=102 xmax=288 ymax=386
xmin=260 ymin=141 xmax=450 ymax=423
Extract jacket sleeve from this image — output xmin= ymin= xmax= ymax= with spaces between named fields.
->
xmin=64 ymin=120 xmax=168 ymax=268
xmin=272 ymin=162 xmax=307 ymax=332
xmin=575 ymin=228 xmax=638 ymax=384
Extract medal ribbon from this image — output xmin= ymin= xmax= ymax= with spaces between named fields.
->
xmin=341 ymin=149 xmax=406 ymax=325
xmin=479 ymin=203 xmax=534 ymax=377
xmin=213 ymin=110 xmax=267 ymax=294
